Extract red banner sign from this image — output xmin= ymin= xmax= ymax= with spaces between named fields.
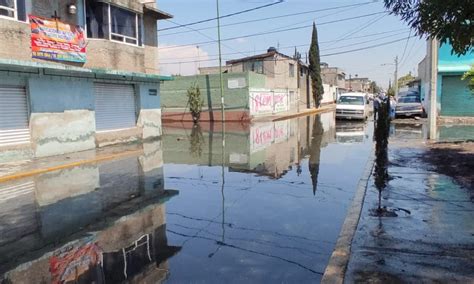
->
xmin=29 ymin=15 xmax=86 ymax=63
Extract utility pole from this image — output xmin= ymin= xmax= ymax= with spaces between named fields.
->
xmin=349 ymin=74 xmax=352 ymax=91
xmin=429 ymin=38 xmax=438 ymax=140
xmin=216 ymin=0 xmax=225 ymax=123
xmin=394 ymin=56 xmax=399 ymax=97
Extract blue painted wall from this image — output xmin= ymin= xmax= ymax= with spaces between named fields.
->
xmin=438 ymin=43 xmax=474 ymax=71
xmin=137 ymin=83 xmax=161 ymax=109
xmin=28 ymin=77 xmax=94 ymax=112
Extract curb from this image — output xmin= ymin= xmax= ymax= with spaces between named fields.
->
xmin=273 ymin=105 xmax=336 ymax=122
xmin=321 ymin=152 xmax=375 ymax=284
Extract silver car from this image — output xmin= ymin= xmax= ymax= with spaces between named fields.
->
xmin=395 ymin=95 xmax=425 ymax=117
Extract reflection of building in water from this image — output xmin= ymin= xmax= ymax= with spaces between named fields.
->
xmin=162 ymin=112 xmax=336 ymax=179
xmin=0 ymin=141 xmax=180 ymax=283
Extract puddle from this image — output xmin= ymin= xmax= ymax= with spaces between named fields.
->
xmin=0 ymin=113 xmax=375 ymax=283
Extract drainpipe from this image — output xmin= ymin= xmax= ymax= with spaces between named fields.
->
xmin=429 ymin=38 xmax=438 ymax=140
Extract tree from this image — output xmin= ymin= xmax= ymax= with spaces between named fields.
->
xmin=384 ymin=0 xmax=474 ymax=55
xmin=187 ymin=82 xmax=204 ymax=123
xmin=308 ymin=22 xmax=324 ymax=107
xmin=397 ymin=72 xmax=416 ymax=87
xmin=462 ymin=65 xmax=474 ymax=93
xmin=369 ymin=81 xmax=381 ymax=94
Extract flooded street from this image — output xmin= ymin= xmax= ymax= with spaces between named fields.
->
xmin=0 ymin=112 xmax=374 ymax=283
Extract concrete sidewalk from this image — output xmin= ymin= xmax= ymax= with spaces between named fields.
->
xmin=252 ymin=104 xmax=336 ymax=123
xmin=343 ymin=138 xmax=474 ymax=282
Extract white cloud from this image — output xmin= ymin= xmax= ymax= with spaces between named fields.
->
xmin=158 ymin=45 xmax=214 ymax=76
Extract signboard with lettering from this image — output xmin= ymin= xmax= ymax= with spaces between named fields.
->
xmin=30 ymin=15 xmax=86 ymax=63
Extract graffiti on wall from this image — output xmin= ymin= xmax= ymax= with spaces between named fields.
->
xmin=250 ymin=90 xmax=273 ymax=115
xmin=249 ymin=89 xmax=290 ymax=115
xmin=250 ymin=120 xmax=289 ymax=153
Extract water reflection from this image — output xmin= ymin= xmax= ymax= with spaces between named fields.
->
xmin=162 ymin=112 xmax=374 ymax=282
xmin=0 ymin=141 xmax=179 ymax=283
xmin=309 ymin=116 xmax=324 ymax=194
xmin=0 ymin=111 xmax=378 ymax=283
xmin=163 ymin=112 xmax=336 ymax=182
xmin=335 ymin=121 xmax=368 ymax=144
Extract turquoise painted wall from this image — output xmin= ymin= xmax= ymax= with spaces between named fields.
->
xmin=160 ymin=72 xmax=266 ymax=110
xmin=438 ymin=43 xmax=474 ymax=71
xmin=28 ymin=77 xmax=94 ymax=112
xmin=137 ymin=83 xmax=161 ymax=109
xmin=440 ymin=75 xmax=474 ymax=116
xmin=1 ymin=73 xmax=161 ymax=113
xmin=437 ymin=43 xmax=474 ymax=117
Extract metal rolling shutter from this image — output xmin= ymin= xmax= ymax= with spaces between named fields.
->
xmin=0 ymin=86 xmax=30 ymax=146
xmin=94 ymin=83 xmax=137 ymax=131
xmin=441 ymin=76 xmax=474 ymax=116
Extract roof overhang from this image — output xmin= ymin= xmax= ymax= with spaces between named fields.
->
xmin=0 ymin=59 xmax=173 ymax=83
xmin=143 ymin=5 xmax=173 ymax=20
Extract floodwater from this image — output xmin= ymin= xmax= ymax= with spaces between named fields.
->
xmin=0 ymin=112 xmax=374 ymax=283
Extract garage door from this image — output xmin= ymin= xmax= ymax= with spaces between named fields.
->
xmin=94 ymin=83 xmax=137 ymax=131
xmin=441 ymin=75 xmax=474 ymax=116
xmin=0 ymin=86 xmax=30 ymax=146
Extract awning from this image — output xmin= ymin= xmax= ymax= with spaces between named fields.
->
xmin=0 ymin=59 xmax=173 ymax=83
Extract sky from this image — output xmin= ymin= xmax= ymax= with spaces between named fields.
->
xmin=156 ymin=0 xmax=427 ymax=88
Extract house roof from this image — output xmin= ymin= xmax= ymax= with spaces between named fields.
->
xmin=226 ymin=50 xmax=296 ymax=65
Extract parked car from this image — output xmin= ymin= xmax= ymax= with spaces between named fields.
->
xmin=395 ymin=95 xmax=425 ymax=118
xmin=336 ymin=92 xmax=369 ymax=120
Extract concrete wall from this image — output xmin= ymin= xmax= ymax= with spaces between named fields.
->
xmin=321 ymin=67 xmax=346 ymax=89
xmin=161 ymin=72 xmax=265 ymax=121
xmin=0 ymin=0 xmax=161 ymax=74
xmin=0 ymin=70 xmax=163 ymax=160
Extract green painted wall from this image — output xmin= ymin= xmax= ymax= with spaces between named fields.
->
xmin=160 ymin=72 xmax=266 ymax=110
xmin=162 ymin=127 xmax=250 ymax=166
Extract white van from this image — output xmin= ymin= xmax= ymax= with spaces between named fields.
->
xmin=336 ymin=92 xmax=369 ymax=120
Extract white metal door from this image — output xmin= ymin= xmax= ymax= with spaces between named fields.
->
xmin=0 ymin=86 xmax=30 ymax=146
xmin=94 ymin=83 xmax=137 ymax=131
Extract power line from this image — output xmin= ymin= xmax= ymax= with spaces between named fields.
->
xmin=159 ymin=36 xmax=417 ymax=65
xmin=158 ymin=0 xmax=284 ymax=32
xmin=324 ymin=13 xmax=387 ymax=49
xmin=158 ymin=11 xmax=388 ymax=51
xmin=159 ymin=1 xmax=377 ymax=37
xmin=322 ymin=36 xmax=416 ymax=57
xmin=399 ymin=29 xmax=413 ymax=65
xmin=159 ymin=28 xmax=408 ymax=61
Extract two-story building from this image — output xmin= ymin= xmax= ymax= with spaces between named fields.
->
xmin=200 ymin=47 xmax=304 ymax=110
xmin=0 ymin=0 xmax=172 ymax=161
xmin=320 ymin=63 xmax=346 ymax=91
xmin=345 ymin=77 xmax=371 ymax=93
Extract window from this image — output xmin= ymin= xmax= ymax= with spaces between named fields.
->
xmin=243 ymin=60 xmax=264 ymax=74
xmin=110 ymin=5 xmax=138 ymax=45
xmin=289 ymin=63 xmax=295 ymax=77
xmin=0 ymin=0 xmax=26 ymax=21
xmin=85 ymin=1 xmax=142 ymax=46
